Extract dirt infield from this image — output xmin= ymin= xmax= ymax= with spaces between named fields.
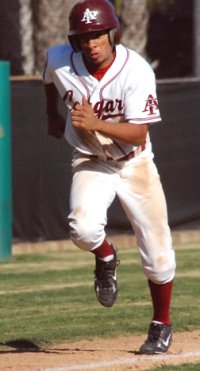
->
xmin=1 ymin=330 xmax=200 ymax=370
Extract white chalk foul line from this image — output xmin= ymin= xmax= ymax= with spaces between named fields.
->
xmin=39 ymin=350 xmax=200 ymax=371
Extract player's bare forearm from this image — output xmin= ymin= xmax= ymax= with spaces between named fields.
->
xmin=71 ymin=96 xmax=147 ymax=146
xmin=96 ymin=120 xmax=147 ymax=146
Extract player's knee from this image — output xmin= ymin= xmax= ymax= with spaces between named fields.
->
xmin=144 ymin=251 xmax=176 ymax=284
xmin=146 ymin=266 xmax=176 ymax=284
xmin=69 ymin=218 xmax=103 ymax=251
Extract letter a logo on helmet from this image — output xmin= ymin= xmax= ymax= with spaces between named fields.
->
xmin=81 ymin=8 xmax=98 ymax=24
xmin=68 ymin=0 xmax=120 ymax=52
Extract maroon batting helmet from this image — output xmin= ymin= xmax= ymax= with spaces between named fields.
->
xmin=68 ymin=0 xmax=120 ymax=52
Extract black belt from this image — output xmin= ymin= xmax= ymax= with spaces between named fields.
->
xmin=89 ymin=148 xmax=144 ymax=162
xmin=108 ymin=150 xmax=136 ymax=162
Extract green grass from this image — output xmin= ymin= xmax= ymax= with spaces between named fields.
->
xmin=0 ymin=241 xmax=199 ymax=351
xmin=152 ymin=363 xmax=200 ymax=370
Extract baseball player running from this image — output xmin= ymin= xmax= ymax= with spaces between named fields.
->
xmin=43 ymin=0 xmax=176 ymax=355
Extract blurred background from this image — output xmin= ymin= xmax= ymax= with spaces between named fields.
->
xmin=0 ymin=0 xmax=200 ymax=244
xmin=0 ymin=0 xmax=199 ymax=78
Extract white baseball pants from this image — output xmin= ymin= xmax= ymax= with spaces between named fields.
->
xmin=68 ymin=151 xmax=176 ymax=284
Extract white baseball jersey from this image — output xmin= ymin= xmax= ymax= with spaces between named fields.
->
xmin=43 ymin=43 xmax=176 ymax=284
xmin=43 ymin=43 xmax=161 ymax=160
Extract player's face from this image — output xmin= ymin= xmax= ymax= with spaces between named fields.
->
xmin=79 ymin=31 xmax=114 ymax=69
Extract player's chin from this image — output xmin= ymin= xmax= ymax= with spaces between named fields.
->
xmin=88 ymin=53 xmax=101 ymax=64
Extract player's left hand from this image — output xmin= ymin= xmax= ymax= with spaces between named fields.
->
xmin=71 ymin=96 xmax=100 ymax=132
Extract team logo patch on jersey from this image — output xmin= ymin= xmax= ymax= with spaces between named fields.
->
xmin=81 ymin=8 xmax=98 ymax=24
xmin=143 ymin=94 xmax=159 ymax=116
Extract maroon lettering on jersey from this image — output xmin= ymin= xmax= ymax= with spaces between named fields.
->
xmin=143 ymin=94 xmax=159 ymax=116
xmin=63 ymin=89 xmax=73 ymax=102
xmin=93 ymin=99 xmax=124 ymax=119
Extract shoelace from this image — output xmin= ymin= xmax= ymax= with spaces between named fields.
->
xmin=149 ymin=324 xmax=164 ymax=341
xmin=95 ymin=258 xmax=119 ymax=288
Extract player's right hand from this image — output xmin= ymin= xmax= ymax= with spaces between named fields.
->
xmin=47 ymin=113 xmax=66 ymax=139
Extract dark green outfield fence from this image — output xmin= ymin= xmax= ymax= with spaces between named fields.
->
xmin=11 ymin=77 xmax=200 ymax=242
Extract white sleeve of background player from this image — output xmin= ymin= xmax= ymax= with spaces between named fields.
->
xmin=124 ymin=63 xmax=161 ymax=124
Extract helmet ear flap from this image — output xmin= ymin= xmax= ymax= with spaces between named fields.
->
xmin=68 ymin=35 xmax=81 ymax=52
xmin=108 ymin=28 xmax=117 ymax=46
